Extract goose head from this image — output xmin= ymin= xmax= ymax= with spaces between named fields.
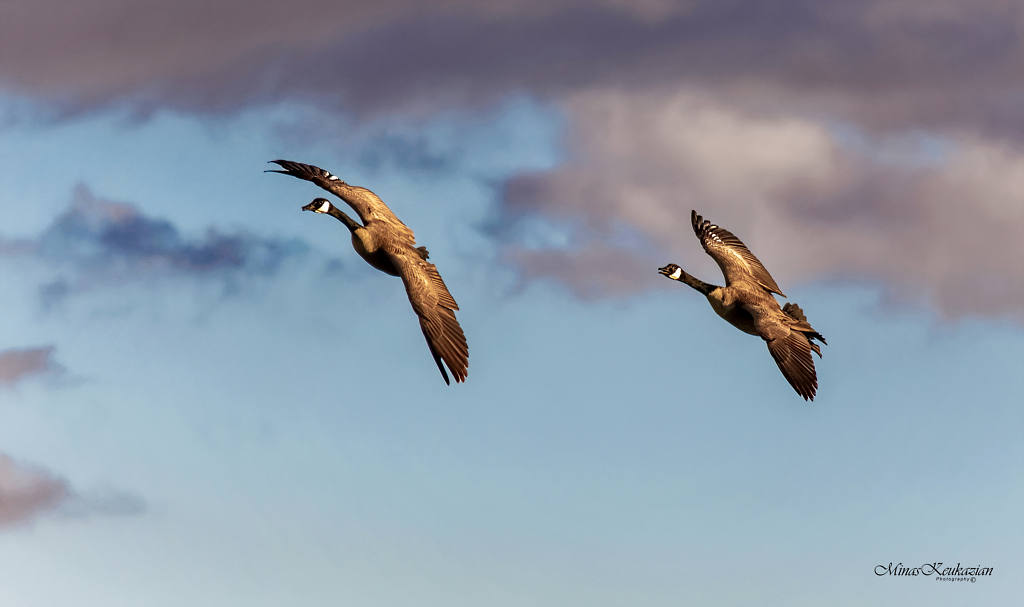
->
xmin=658 ymin=264 xmax=683 ymax=280
xmin=302 ymin=198 xmax=333 ymax=214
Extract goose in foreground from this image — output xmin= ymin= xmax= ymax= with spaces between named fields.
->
xmin=268 ymin=159 xmax=468 ymax=385
xmin=659 ymin=210 xmax=826 ymax=400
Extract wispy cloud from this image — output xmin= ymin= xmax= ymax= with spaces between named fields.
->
xmin=0 ymin=346 xmax=63 ymax=387
xmin=0 ymin=453 xmax=145 ymax=529
xmin=38 ymin=184 xmax=305 ymax=274
xmin=58 ymin=487 xmax=148 ymax=520
xmin=1 ymin=185 xmax=310 ymax=307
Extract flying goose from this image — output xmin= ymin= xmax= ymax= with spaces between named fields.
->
xmin=268 ymin=160 xmax=468 ymax=385
xmin=659 ymin=211 xmax=826 ymax=400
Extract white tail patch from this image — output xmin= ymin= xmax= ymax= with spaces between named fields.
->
xmin=669 ymin=267 xmax=682 ymax=280
xmin=316 ymin=200 xmax=331 ymax=213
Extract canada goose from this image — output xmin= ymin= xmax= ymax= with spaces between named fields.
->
xmin=659 ymin=210 xmax=826 ymax=400
xmin=268 ymin=160 xmax=468 ymax=385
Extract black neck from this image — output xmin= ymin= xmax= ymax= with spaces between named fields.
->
xmin=676 ymin=269 xmax=716 ymax=295
xmin=327 ymin=206 xmax=362 ymax=232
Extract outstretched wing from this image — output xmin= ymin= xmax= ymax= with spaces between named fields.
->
xmin=387 ymin=249 xmax=468 ymax=385
xmin=766 ymin=330 xmax=818 ymax=401
xmin=268 ymin=159 xmax=416 ymax=248
xmin=691 ymin=210 xmax=785 ymax=296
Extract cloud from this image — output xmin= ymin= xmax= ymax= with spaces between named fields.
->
xmin=0 ymin=346 xmax=63 ymax=387
xmin=0 ymin=453 xmax=146 ymax=529
xmin=3 ymin=0 xmax=1021 ymax=321
xmin=2 ymin=0 xmax=1022 ymax=140
xmin=0 ymin=0 xmax=611 ymax=116
xmin=0 ymin=454 xmax=68 ymax=526
xmin=354 ymin=132 xmax=458 ymax=174
xmin=39 ymin=185 xmax=305 ymax=274
xmin=1 ymin=185 xmax=310 ymax=306
xmin=494 ymin=89 xmax=1024 ymax=320
xmin=58 ymin=487 xmax=148 ymax=519
xmin=505 ymin=244 xmax=663 ymax=299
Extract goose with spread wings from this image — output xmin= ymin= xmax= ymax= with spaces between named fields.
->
xmin=658 ymin=211 xmax=826 ymax=400
xmin=268 ymin=160 xmax=468 ymax=385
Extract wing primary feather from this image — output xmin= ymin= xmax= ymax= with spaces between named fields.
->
xmin=421 ymin=325 xmax=452 ymax=386
xmin=391 ymin=251 xmax=468 ymax=384
xmin=691 ymin=210 xmax=785 ymax=296
xmin=766 ymin=331 xmax=818 ymax=401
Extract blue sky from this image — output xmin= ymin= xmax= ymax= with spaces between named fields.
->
xmin=2 ymin=2 xmax=1023 ymax=605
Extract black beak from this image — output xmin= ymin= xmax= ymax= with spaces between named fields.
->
xmin=301 ymin=202 xmax=318 ymax=212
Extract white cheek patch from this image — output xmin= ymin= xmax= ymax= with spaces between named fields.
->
xmin=316 ymin=200 xmax=331 ymax=213
xmin=669 ymin=268 xmax=682 ymax=280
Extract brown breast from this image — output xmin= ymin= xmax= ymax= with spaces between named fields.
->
xmin=707 ymin=289 xmax=759 ymax=336
xmin=352 ymin=229 xmax=400 ymax=276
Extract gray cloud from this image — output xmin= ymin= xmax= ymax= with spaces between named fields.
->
xmin=0 ymin=346 xmax=63 ymax=387
xmin=2 ymin=0 xmax=1022 ymax=139
xmin=2 ymin=185 xmax=309 ymax=306
xmin=495 ymin=89 xmax=1024 ymax=320
xmin=39 ymin=185 xmax=305 ymax=274
xmin=355 ymin=132 xmax=458 ymax=174
xmin=0 ymin=453 xmax=146 ymax=529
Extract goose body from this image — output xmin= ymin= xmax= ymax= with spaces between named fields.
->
xmin=349 ymin=225 xmax=400 ymax=276
xmin=659 ymin=210 xmax=826 ymax=400
xmin=268 ymin=160 xmax=468 ymax=385
xmin=706 ymin=285 xmax=759 ymax=336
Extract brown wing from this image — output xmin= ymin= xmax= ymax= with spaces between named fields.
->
xmin=691 ymin=210 xmax=785 ymax=296
xmin=766 ymin=330 xmax=818 ymax=401
xmin=386 ymin=249 xmax=468 ymax=385
xmin=268 ymin=159 xmax=416 ymax=249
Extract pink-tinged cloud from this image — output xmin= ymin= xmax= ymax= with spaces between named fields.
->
xmin=496 ymin=89 xmax=1024 ymax=320
xmin=0 ymin=346 xmax=62 ymax=387
xmin=0 ymin=453 xmax=146 ymax=529
xmin=0 ymin=454 xmax=68 ymax=526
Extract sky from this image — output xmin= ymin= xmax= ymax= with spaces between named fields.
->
xmin=1 ymin=1 xmax=1022 ymax=605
